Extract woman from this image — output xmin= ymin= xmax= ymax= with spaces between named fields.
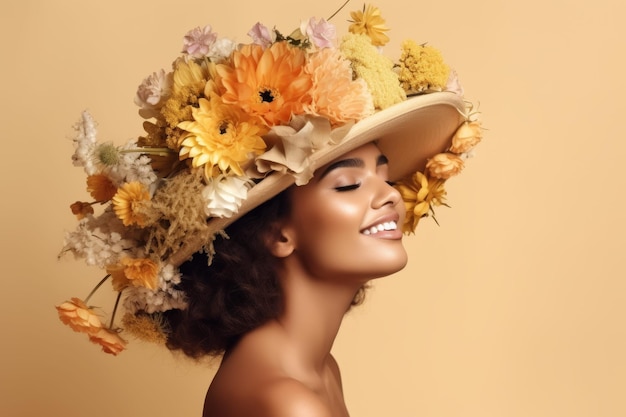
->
xmin=56 ymin=4 xmax=481 ymax=416
xmin=170 ymin=143 xmax=405 ymax=416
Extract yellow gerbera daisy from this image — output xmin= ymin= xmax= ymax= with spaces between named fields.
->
xmin=111 ymin=181 xmax=151 ymax=226
xmin=348 ymin=4 xmax=390 ymax=47
xmin=178 ymin=94 xmax=267 ymax=178
xmin=216 ymin=42 xmax=312 ymax=127
xmin=395 ymin=172 xmax=447 ymax=233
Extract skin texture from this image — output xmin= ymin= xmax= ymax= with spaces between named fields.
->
xmin=203 ymin=143 xmax=407 ymax=417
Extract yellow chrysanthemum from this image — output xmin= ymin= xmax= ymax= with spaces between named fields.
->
xmin=348 ymin=4 xmax=390 ymax=47
xmin=340 ymin=33 xmax=405 ymax=109
xmin=304 ymin=48 xmax=374 ymax=125
xmin=395 ymin=171 xmax=447 ymax=233
xmin=178 ymin=95 xmax=267 ymax=178
xmin=216 ymin=42 xmax=312 ymax=126
xmin=161 ymin=59 xmax=209 ymax=131
xmin=86 ymin=174 xmax=117 ymax=202
xmin=111 ymin=181 xmax=151 ymax=226
xmin=107 ymin=257 xmax=159 ymax=291
xmin=398 ymin=40 xmax=450 ymax=93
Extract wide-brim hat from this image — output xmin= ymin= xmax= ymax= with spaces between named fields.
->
xmin=168 ymin=92 xmax=466 ymax=266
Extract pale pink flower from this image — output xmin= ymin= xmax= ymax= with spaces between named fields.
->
xmin=446 ymin=68 xmax=464 ymax=96
xmin=134 ymin=69 xmax=172 ymax=119
xmin=247 ymin=22 xmax=274 ymax=47
xmin=182 ymin=25 xmax=218 ymax=58
xmin=304 ymin=17 xmax=336 ymax=48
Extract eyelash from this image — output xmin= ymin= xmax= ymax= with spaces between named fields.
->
xmin=334 ymin=181 xmax=395 ymax=192
xmin=334 ymin=183 xmax=361 ymax=192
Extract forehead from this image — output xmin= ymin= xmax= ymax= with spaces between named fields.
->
xmin=315 ymin=143 xmax=384 ymax=177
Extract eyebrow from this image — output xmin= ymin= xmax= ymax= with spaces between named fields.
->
xmin=318 ymin=154 xmax=389 ymax=180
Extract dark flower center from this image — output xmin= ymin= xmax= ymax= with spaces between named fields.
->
xmin=259 ymin=88 xmax=275 ymax=103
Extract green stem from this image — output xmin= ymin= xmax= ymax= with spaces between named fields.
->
xmin=119 ymin=147 xmax=176 ymax=157
xmin=84 ymin=274 xmax=111 ymax=304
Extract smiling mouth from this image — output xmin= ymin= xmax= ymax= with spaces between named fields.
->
xmin=361 ymin=220 xmax=398 ymax=235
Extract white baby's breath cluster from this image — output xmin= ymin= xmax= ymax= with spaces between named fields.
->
xmin=123 ymin=264 xmax=188 ymax=314
xmin=62 ymin=210 xmax=140 ymax=267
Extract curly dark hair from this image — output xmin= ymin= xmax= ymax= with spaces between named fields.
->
xmin=164 ymin=187 xmax=368 ymax=359
xmin=164 ymin=189 xmax=292 ymax=358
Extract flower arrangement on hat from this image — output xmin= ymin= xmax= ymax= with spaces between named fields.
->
xmin=56 ymin=3 xmax=482 ymax=355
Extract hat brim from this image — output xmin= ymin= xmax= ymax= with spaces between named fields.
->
xmin=169 ymin=91 xmax=465 ymax=266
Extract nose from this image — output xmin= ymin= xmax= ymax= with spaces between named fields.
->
xmin=372 ymin=177 xmax=402 ymax=209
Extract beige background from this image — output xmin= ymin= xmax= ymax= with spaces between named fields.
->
xmin=1 ymin=0 xmax=624 ymax=416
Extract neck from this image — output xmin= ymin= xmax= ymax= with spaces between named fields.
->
xmin=275 ymin=259 xmax=364 ymax=371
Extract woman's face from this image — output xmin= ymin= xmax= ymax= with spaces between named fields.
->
xmin=283 ymin=143 xmax=407 ymax=282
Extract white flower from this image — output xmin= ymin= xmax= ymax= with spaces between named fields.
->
xmin=61 ymin=210 xmax=139 ymax=267
xmin=105 ymin=139 xmax=158 ymax=187
xmin=135 ymin=69 xmax=172 ymax=119
xmin=182 ymin=25 xmax=218 ymax=58
xmin=123 ymin=264 xmax=187 ymax=314
xmin=208 ymin=37 xmax=237 ymax=62
xmin=201 ymin=174 xmax=251 ymax=218
xmin=71 ymin=111 xmax=98 ymax=175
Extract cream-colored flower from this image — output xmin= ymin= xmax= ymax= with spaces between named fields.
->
xmin=449 ymin=121 xmax=482 ymax=154
xmin=56 ymin=297 xmax=103 ymax=335
xmin=111 ymin=181 xmax=151 ymax=226
xmin=348 ymin=4 xmax=390 ymax=47
xmin=107 ymin=257 xmax=159 ymax=291
xmin=340 ymin=33 xmax=405 ymax=110
xmin=426 ymin=153 xmax=465 ymax=179
xmin=201 ymin=174 xmax=251 ymax=218
xmin=88 ymin=328 xmax=127 ymax=356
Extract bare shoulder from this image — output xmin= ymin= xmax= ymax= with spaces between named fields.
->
xmin=255 ymin=378 xmax=333 ymax=417
xmin=204 ymin=376 xmax=332 ymax=417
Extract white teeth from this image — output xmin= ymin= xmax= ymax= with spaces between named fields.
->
xmin=362 ymin=221 xmax=397 ymax=235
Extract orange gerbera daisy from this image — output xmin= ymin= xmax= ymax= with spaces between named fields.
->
xmin=111 ymin=182 xmax=151 ymax=226
xmin=216 ymin=42 xmax=312 ymax=127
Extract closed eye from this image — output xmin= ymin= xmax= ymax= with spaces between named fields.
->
xmin=334 ymin=183 xmax=361 ymax=192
